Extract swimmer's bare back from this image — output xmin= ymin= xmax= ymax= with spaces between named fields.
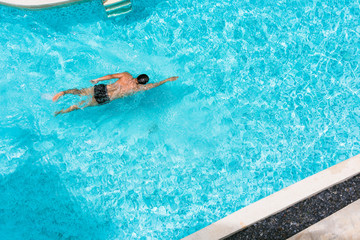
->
xmin=52 ymin=72 xmax=178 ymax=116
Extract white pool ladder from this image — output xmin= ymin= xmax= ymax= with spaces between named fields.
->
xmin=103 ymin=0 xmax=132 ymax=18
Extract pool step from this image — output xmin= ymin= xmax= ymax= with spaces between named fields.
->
xmin=103 ymin=0 xmax=132 ymax=18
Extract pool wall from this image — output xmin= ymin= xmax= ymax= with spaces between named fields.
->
xmin=183 ymin=154 xmax=360 ymax=239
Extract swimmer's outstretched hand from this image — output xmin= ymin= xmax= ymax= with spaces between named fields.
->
xmin=90 ymin=79 xmax=99 ymax=84
xmin=167 ymin=76 xmax=179 ymax=82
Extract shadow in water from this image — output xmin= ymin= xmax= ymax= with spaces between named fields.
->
xmin=0 ymin=158 xmax=116 ymax=240
xmin=0 ymin=0 xmax=106 ymax=33
xmin=0 ymin=0 xmax=170 ymax=32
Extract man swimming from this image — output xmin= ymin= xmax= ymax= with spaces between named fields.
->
xmin=52 ymin=72 xmax=178 ymax=116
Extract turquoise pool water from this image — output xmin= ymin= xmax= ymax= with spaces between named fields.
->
xmin=0 ymin=0 xmax=359 ymax=239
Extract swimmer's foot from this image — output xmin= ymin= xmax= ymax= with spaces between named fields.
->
xmin=54 ymin=110 xmax=63 ymax=116
xmin=53 ymin=92 xmax=64 ymax=102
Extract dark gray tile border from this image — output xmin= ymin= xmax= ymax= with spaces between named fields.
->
xmin=225 ymin=173 xmax=360 ymax=240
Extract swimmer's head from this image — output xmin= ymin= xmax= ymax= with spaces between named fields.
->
xmin=136 ymin=74 xmax=149 ymax=84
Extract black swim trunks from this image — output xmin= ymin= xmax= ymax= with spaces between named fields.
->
xmin=94 ymin=84 xmax=110 ymax=105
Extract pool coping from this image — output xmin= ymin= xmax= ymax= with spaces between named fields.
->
xmin=182 ymin=154 xmax=360 ymax=240
xmin=0 ymin=0 xmax=87 ymax=10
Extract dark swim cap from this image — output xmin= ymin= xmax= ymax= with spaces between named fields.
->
xmin=137 ymin=74 xmax=149 ymax=84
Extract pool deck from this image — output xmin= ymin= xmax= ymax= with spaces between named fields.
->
xmin=289 ymin=199 xmax=360 ymax=240
xmin=0 ymin=0 xmax=85 ymax=9
xmin=183 ymin=154 xmax=360 ymax=240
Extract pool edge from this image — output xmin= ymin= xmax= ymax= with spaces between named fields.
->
xmin=182 ymin=154 xmax=360 ymax=240
xmin=0 ymin=0 xmax=88 ymax=10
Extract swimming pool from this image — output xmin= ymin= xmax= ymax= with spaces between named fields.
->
xmin=0 ymin=0 xmax=359 ymax=239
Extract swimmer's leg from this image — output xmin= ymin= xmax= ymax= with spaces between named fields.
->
xmin=54 ymin=100 xmax=89 ymax=116
xmin=53 ymin=88 xmax=92 ymax=102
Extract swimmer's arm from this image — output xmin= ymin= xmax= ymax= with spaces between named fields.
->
xmin=141 ymin=76 xmax=179 ymax=91
xmin=90 ymin=72 xmax=128 ymax=84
